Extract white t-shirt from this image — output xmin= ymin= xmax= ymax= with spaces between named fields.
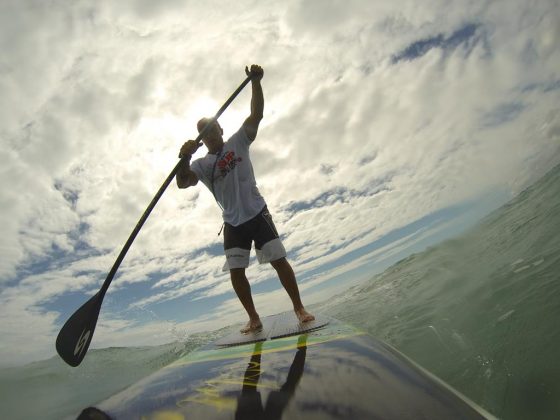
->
xmin=190 ymin=127 xmax=266 ymax=226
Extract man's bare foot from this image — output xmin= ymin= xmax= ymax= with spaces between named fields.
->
xmin=295 ymin=307 xmax=315 ymax=323
xmin=240 ymin=318 xmax=263 ymax=334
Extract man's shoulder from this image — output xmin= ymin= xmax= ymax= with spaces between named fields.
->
xmin=226 ymin=126 xmax=251 ymax=147
xmin=190 ymin=156 xmax=203 ymax=169
xmin=190 ymin=155 xmax=210 ymax=177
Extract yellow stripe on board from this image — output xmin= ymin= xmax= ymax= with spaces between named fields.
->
xmin=170 ymin=325 xmax=366 ymax=367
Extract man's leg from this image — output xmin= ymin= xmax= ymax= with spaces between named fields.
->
xmin=230 ymin=268 xmax=263 ymax=333
xmin=270 ymin=258 xmax=315 ymax=323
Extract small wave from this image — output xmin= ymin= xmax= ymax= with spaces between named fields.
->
xmin=497 ymin=310 xmax=515 ymax=322
xmin=0 ymin=334 xmax=218 ymax=420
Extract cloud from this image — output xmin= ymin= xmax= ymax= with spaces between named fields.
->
xmin=1 ymin=0 xmax=559 ymax=366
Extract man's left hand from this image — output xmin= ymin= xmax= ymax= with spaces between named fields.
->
xmin=246 ymin=64 xmax=264 ymax=81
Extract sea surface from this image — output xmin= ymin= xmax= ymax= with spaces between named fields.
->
xmin=1 ymin=164 xmax=559 ymax=420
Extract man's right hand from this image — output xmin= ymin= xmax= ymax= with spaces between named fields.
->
xmin=177 ymin=140 xmax=200 ymax=189
xmin=179 ymin=140 xmax=200 ymax=159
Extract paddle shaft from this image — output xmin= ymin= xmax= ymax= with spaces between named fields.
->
xmin=56 ymin=72 xmax=255 ymax=367
xmin=99 ymin=74 xmax=254 ymax=299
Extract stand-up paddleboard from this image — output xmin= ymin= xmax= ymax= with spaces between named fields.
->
xmin=77 ymin=312 xmax=496 ymax=419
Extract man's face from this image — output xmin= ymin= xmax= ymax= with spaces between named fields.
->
xmin=205 ymin=121 xmax=223 ymax=139
xmin=200 ymin=120 xmax=224 ymax=150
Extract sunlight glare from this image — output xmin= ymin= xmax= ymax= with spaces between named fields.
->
xmin=135 ymin=94 xmax=249 ymax=175
xmin=188 ymin=96 xmax=247 ymax=141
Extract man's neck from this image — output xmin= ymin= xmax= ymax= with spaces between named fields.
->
xmin=207 ymin=140 xmax=224 ymax=155
xmin=209 ymin=146 xmax=222 ymax=155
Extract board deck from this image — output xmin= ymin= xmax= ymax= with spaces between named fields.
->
xmin=213 ymin=312 xmax=329 ymax=346
xmin=79 ymin=313 xmax=496 ymax=420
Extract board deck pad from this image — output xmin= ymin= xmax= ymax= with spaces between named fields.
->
xmin=213 ymin=311 xmax=329 ymax=347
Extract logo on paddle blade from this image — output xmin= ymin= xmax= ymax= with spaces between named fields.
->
xmin=74 ymin=328 xmax=91 ymax=357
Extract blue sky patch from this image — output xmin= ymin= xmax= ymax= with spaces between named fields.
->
xmin=392 ymin=23 xmax=480 ymax=63
xmin=480 ymin=102 xmax=526 ymax=128
xmin=522 ymin=79 xmax=560 ymax=93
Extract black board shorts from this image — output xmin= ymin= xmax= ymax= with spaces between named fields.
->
xmin=223 ymin=206 xmax=287 ymax=271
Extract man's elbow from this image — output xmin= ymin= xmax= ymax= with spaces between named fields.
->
xmin=176 ymin=176 xmax=191 ymax=189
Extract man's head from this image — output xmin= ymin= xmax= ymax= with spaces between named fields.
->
xmin=197 ymin=118 xmax=224 ymax=153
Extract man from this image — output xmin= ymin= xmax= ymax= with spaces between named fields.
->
xmin=176 ymin=64 xmax=315 ymax=333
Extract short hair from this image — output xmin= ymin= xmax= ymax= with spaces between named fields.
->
xmin=197 ymin=118 xmax=213 ymax=134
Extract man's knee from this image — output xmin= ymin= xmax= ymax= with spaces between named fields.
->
xmin=230 ymin=268 xmax=246 ymax=282
xmin=270 ymin=257 xmax=288 ymax=271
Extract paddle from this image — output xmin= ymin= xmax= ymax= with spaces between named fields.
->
xmin=56 ymin=71 xmax=256 ymax=367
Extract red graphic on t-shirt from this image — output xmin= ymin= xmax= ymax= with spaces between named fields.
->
xmin=217 ymin=151 xmax=242 ymax=177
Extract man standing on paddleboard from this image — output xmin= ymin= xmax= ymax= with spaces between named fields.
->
xmin=176 ymin=64 xmax=315 ymax=333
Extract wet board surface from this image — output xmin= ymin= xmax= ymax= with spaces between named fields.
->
xmin=83 ymin=314 xmax=497 ymax=420
xmin=213 ymin=311 xmax=329 ymax=347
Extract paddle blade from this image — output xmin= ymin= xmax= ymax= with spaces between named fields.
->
xmin=56 ymin=293 xmax=102 ymax=367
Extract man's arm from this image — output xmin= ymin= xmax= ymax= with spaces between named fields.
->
xmin=243 ymin=64 xmax=264 ymax=142
xmin=176 ymin=140 xmax=200 ymax=189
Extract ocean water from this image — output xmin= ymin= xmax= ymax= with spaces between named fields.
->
xmin=1 ymin=164 xmax=559 ymax=420
xmin=323 ymin=163 xmax=560 ymax=420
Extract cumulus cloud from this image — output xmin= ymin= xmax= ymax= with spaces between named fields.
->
xmin=1 ymin=0 xmax=558 ymax=366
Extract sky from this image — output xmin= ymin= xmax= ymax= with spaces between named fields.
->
xmin=1 ymin=0 xmax=559 ymax=367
